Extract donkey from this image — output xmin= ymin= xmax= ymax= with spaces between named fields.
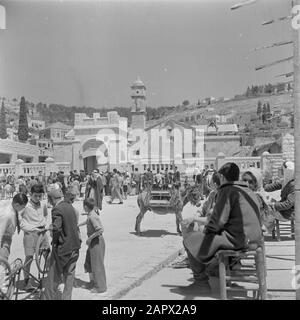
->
xmin=135 ymin=184 xmax=202 ymax=236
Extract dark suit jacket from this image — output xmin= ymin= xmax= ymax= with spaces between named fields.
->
xmin=85 ymin=177 xmax=103 ymax=209
xmin=52 ymin=200 xmax=81 ymax=258
xmin=205 ymin=182 xmax=263 ymax=249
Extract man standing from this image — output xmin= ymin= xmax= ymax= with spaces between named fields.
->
xmin=182 ymin=162 xmax=262 ymax=290
xmin=144 ymin=168 xmax=153 ymax=189
xmin=0 ymin=194 xmax=28 ymax=261
xmin=85 ymin=169 xmax=104 ymax=211
xmin=37 ymin=171 xmax=46 ymax=189
xmin=43 ymin=188 xmax=81 ymax=300
xmin=173 ymin=166 xmax=181 ymax=187
xmin=132 ymin=168 xmax=141 ymax=194
xmin=19 ymin=184 xmax=49 ymax=291
xmin=57 ymin=172 xmax=67 ymax=196
xmin=109 ymin=168 xmax=123 ymax=204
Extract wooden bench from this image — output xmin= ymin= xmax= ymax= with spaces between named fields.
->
xmin=272 ymin=219 xmax=295 ymax=241
xmin=215 ymin=246 xmax=267 ymax=300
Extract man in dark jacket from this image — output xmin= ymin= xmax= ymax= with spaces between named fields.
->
xmin=85 ymin=169 xmax=104 ymax=210
xmin=183 ymin=162 xmax=263 ymax=290
xmin=43 ymin=188 xmax=81 ymax=300
xmin=173 ymin=166 xmax=181 ymax=186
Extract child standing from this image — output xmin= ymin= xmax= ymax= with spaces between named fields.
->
xmin=80 ymin=198 xmax=107 ymax=293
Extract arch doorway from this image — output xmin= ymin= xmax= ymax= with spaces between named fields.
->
xmin=81 ymin=138 xmax=109 ymax=173
xmin=83 ymin=156 xmax=97 ymax=173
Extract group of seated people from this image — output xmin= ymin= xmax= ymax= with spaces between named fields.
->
xmin=177 ymin=160 xmax=295 ymax=291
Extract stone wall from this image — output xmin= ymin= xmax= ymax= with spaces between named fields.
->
xmin=204 ymin=136 xmax=240 ymax=157
xmin=53 ymin=142 xmax=73 ymax=164
xmin=0 ymin=139 xmax=39 ymax=163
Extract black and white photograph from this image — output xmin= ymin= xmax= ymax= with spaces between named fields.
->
xmin=0 ymin=0 xmax=299 ymax=303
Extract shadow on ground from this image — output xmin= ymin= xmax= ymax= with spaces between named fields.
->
xmin=264 ymin=235 xmax=294 ymax=242
xmin=74 ymin=277 xmax=90 ymax=290
xmin=129 ymin=230 xmax=180 ymax=238
xmin=161 ymin=282 xmax=258 ymax=300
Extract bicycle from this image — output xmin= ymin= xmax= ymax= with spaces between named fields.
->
xmin=12 ymin=227 xmax=51 ymax=300
xmin=0 ymin=257 xmax=22 ymax=300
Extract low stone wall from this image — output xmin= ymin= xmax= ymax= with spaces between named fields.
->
xmin=0 ymin=158 xmax=71 ymax=177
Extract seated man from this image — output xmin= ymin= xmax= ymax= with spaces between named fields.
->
xmin=182 ymin=162 xmax=263 ymax=290
xmin=263 ymin=161 xmax=295 ymax=222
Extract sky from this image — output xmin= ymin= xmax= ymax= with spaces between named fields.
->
xmin=0 ymin=0 xmax=293 ymax=109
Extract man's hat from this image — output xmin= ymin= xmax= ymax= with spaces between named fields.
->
xmin=47 ymin=188 xmax=63 ymax=199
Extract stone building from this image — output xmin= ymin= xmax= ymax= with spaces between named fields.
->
xmin=0 ymin=139 xmax=39 ymax=164
xmin=47 ymin=77 xmax=241 ymax=173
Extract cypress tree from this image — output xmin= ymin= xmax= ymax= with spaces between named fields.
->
xmin=0 ymin=100 xmax=7 ymax=139
xmin=257 ymin=101 xmax=262 ymax=117
xmin=18 ymin=96 xmax=29 ymax=142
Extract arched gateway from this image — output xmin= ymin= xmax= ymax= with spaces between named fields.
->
xmin=81 ymin=138 xmax=108 ymax=173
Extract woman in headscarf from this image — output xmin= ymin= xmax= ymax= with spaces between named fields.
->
xmin=263 ymin=161 xmax=295 ymax=222
xmin=241 ymin=168 xmax=274 ymax=232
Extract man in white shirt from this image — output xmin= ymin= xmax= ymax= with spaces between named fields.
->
xmin=19 ymin=184 xmax=49 ymax=291
xmin=0 ymin=194 xmax=28 ymax=261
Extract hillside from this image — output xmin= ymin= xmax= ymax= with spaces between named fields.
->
xmin=146 ymin=92 xmax=293 ymax=127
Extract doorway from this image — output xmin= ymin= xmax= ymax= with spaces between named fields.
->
xmin=83 ymin=156 xmax=97 ymax=173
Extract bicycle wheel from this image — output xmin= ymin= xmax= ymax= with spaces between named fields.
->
xmin=35 ymin=232 xmax=51 ymax=275
xmin=0 ymin=257 xmax=11 ymax=300
xmin=6 ymin=258 xmax=22 ymax=300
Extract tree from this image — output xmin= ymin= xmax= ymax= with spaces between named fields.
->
xmin=0 ymin=100 xmax=7 ymax=139
xmin=245 ymin=86 xmax=252 ymax=97
xmin=18 ymin=96 xmax=29 ymax=142
xmin=182 ymin=100 xmax=190 ymax=107
xmin=257 ymin=101 xmax=262 ymax=117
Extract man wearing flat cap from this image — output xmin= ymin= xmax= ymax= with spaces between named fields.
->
xmin=42 ymin=188 xmax=81 ymax=300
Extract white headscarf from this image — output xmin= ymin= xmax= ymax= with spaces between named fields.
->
xmin=244 ymin=168 xmax=263 ymax=192
xmin=283 ymin=161 xmax=294 ymax=188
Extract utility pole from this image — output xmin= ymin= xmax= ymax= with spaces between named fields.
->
xmin=292 ymin=0 xmax=300 ymax=300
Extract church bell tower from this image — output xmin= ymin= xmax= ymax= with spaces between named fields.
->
xmin=130 ymin=76 xmax=146 ymax=130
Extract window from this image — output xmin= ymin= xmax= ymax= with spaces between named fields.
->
xmin=152 ymin=164 xmax=155 ymax=170
xmin=144 ymin=164 xmax=147 ymax=171
xmin=135 ymin=149 xmax=140 ymax=155
xmin=132 ymin=165 xmax=134 ymax=171
xmin=56 ymin=132 xmax=60 ymax=138
xmin=204 ymin=144 xmax=206 ymax=151
xmin=161 ymin=164 xmax=164 ymax=170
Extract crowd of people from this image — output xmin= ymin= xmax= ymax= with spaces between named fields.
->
xmin=0 ymin=165 xmax=193 ymax=203
xmin=0 ymin=159 xmax=295 ymax=298
xmin=0 ymin=165 xmax=190 ymax=300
